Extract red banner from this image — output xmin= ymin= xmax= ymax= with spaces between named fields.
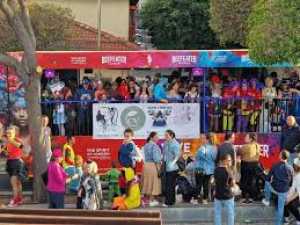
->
xmin=53 ymin=133 xmax=281 ymax=173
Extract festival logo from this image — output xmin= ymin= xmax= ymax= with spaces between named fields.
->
xmin=120 ymin=106 xmax=146 ymax=131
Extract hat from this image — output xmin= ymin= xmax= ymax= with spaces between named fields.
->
xmin=52 ymin=149 xmax=62 ymax=158
xmin=82 ymin=79 xmax=90 ymax=85
xmin=294 ymin=158 xmax=300 ymax=167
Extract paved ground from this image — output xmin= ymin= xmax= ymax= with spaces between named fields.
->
xmin=14 ymin=203 xmax=275 ymax=225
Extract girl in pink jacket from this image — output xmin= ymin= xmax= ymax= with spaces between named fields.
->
xmin=47 ymin=148 xmax=68 ymax=209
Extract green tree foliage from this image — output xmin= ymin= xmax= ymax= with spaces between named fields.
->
xmin=140 ymin=0 xmax=219 ymax=50
xmin=247 ymin=0 xmax=300 ymax=65
xmin=209 ymin=0 xmax=256 ymax=47
xmin=0 ymin=2 xmax=74 ymax=51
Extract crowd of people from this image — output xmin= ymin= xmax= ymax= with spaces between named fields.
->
xmin=40 ymin=69 xmax=300 ymax=136
xmin=2 ymin=113 xmax=300 ymax=225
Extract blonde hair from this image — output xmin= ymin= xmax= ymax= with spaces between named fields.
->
xmin=84 ymin=161 xmax=98 ymax=176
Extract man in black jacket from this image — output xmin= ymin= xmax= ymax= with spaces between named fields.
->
xmin=281 ymin=116 xmax=300 ymax=164
xmin=262 ymin=150 xmax=293 ymax=225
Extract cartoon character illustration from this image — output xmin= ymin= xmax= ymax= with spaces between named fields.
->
xmin=148 ymin=109 xmax=171 ymax=127
xmin=96 ymin=107 xmax=118 ymax=131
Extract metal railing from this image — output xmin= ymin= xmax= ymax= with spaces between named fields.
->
xmin=40 ymin=97 xmax=300 ymax=136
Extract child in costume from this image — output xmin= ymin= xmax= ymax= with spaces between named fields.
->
xmin=63 ymin=136 xmax=76 ymax=168
xmin=65 ymin=155 xmax=83 ymax=194
xmin=77 ymin=160 xmax=103 ymax=210
xmin=112 ymin=167 xmax=141 ymax=210
xmin=106 ymin=161 xmax=121 ymax=202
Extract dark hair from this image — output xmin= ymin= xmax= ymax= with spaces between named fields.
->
xmin=224 ymin=133 xmax=234 ymax=141
xmin=281 ymin=150 xmax=290 ymax=161
xmin=67 ymin=135 xmax=73 ymax=142
xmin=146 ymin=131 xmax=157 ymax=143
xmin=124 ymin=128 xmax=134 ymax=136
xmin=168 ymin=80 xmax=180 ymax=91
xmin=166 ymin=129 xmax=176 ymax=139
xmin=220 ymin=153 xmax=231 ymax=162
xmin=205 ymin=133 xmax=213 ymax=144
xmin=248 ymin=133 xmax=257 ymax=142
xmin=111 ymin=161 xmax=117 ymax=168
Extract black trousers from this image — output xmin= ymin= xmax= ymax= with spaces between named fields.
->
xmin=240 ymin=161 xmax=259 ymax=199
xmin=165 ymin=170 xmax=178 ymax=206
xmin=195 ymin=172 xmax=211 ymax=200
xmin=284 ymin=198 xmax=300 ymax=221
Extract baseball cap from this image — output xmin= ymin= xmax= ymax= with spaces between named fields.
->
xmin=52 ymin=148 xmax=62 ymax=158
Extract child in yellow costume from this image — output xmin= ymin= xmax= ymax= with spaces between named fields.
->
xmin=112 ymin=167 xmax=141 ymax=210
xmin=63 ymin=136 xmax=75 ymax=168
xmin=222 ymin=101 xmax=234 ymax=132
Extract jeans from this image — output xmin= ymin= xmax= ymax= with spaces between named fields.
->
xmin=214 ymin=198 xmax=235 ymax=225
xmin=264 ymin=181 xmax=288 ymax=225
xmin=165 ymin=170 xmax=178 ymax=206
xmin=48 ymin=192 xmax=65 ymax=209
xmin=195 ymin=173 xmax=212 ymax=200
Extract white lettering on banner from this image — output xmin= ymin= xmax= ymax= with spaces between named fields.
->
xmin=70 ymin=57 xmax=87 ymax=65
xmin=86 ymin=148 xmax=111 ymax=160
xmin=93 ymin=103 xmax=200 ymax=139
xmin=171 ymin=55 xmax=197 ymax=65
xmin=101 ymin=56 xmax=127 ymax=65
xmin=234 ymin=144 xmax=270 ymax=158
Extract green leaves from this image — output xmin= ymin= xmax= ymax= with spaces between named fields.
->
xmin=0 ymin=2 xmax=74 ymax=52
xmin=247 ymin=0 xmax=300 ymax=65
xmin=140 ymin=0 xmax=219 ymax=50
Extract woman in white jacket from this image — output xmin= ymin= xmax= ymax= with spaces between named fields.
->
xmin=284 ymin=158 xmax=300 ymax=225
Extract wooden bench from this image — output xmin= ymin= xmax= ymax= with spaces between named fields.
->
xmin=0 ymin=209 xmax=162 ymax=225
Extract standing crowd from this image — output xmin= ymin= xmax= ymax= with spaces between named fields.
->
xmin=1 ymin=114 xmax=300 ymax=225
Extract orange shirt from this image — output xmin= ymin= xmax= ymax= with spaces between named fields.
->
xmin=7 ymin=139 xmax=22 ymax=160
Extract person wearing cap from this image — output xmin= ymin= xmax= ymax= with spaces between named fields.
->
xmin=194 ymin=134 xmax=217 ymax=204
xmin=47 ymin=148 xmax=68 ymax=209
xmin=76 ymin=78 xmax=93 ymax=135
xmin=284 ymin=158 xmax=300 ymax=225
xmin=262 ymin=150 xmax=293 ymax=225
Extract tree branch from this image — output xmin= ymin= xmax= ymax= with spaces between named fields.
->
xmin=17 ymin=0 xmax=36 ymax=48
xmin=0 ymin=52 xmax=29 ymax=85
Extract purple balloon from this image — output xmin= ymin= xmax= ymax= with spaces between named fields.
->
xmin=44 ymin=69 xmax=55 ymax=79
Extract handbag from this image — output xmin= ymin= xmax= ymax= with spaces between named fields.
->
xmin=231 ymin=184 xmax=241 ymax=196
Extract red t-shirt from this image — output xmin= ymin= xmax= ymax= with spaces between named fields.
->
xmin=7 ymin=139 xmax=22 ymax=160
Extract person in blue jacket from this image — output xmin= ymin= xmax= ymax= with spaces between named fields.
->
xmin=194 ymin=134 xmax=217 ymax=204
xmin=162 ymin=130 xmax=181 ymax=207
xmin=153 ymin=73 xmax=167 ymax=103
xmin=118 ymin=128 xmax=138 ymax=168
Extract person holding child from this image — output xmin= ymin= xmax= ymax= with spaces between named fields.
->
xmin=65 ymin=155 xmax=83 ymax=194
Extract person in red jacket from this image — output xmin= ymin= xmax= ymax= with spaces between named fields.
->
xmin=117 ymin=79 xmax=130 ymax=101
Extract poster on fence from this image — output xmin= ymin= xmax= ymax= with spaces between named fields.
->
xmin=93 ymin=103 xmax=200 ymax=139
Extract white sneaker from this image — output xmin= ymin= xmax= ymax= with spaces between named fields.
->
xmin=190 ymin=199 xmax=198 ymax=205
xmin=202 ymin=199 xmax=208 ymax=205
xmin=162 ymin=203 xmax=169 ymax=208
xmin=149 ymin=201 xmax=159 ymax=207
xmin=296 ymin=221 xmax=300 ymax=225
xmin=262 ymin=199 xmax=270 ymax=206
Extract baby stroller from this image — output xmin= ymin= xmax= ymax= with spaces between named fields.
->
xmin=176 ymin=161 xmax=198 ymax=203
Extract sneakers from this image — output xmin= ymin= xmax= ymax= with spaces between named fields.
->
xmin=149 ymin=200 xmax=159 ymax=207
xmin=190 ymin=199 xmax=198 ymax=205
xmin=7 ymin=198 xmax=18 ymax=208
xmin=262 ymin=198 xmax=270 ymax=206
xmin=162 ymin=203 xmax=169 ymax=208
xmin=202 ymin=199 xmax=208 ymax=205
xmin=16 ymin=196 xmax=24 ymax=205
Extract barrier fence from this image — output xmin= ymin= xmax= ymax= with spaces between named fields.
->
xmin=39 ymin=97 xmax=300 ymax=136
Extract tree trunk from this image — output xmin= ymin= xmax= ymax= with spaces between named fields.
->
xmin=25 ymin=74 xmax=47 ymax=203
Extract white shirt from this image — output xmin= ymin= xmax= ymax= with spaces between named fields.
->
xmin=287 ymin=173 xmax=300 ymax=202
